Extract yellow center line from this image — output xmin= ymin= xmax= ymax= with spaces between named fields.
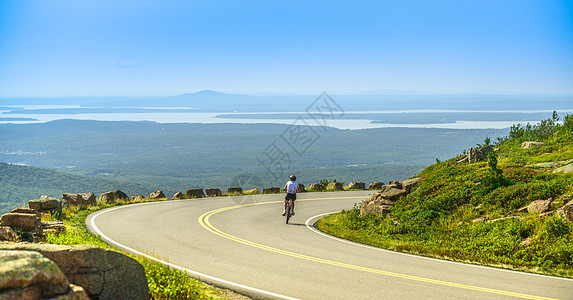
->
xmin=198 ymin=196 xmax=557 ymax=300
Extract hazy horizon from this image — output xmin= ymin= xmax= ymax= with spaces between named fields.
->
xmin=2 ymin=89 xmax=573 ymax=100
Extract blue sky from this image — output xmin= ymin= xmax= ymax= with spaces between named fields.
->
xmin=1 ymin=0 xmax=572 ymax=96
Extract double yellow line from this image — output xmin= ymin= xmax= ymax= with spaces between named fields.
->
xmin=198 ymin=197 xmax=557 ymax=300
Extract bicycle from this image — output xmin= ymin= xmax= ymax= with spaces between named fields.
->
xmin=284 ymin=198 xmax=294 ymax=224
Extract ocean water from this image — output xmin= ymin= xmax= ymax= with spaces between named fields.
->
xmin=1 ymin=106 xmax=570 ymax=130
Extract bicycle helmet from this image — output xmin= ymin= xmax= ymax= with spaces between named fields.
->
xmin=289 ymin=175 xmax=296 ymax=181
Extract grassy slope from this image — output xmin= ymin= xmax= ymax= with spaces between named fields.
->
xmin=317 ymin=114 xmax=573 ymax=277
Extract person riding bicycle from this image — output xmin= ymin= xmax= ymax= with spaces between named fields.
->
xmin=282 ymin=175 xmax=300 ymax=216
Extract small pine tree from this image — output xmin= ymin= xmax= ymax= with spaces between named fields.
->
xmin=488 ymin=152 xmax=502 ymax=179
xmin=552 ymin=110 xmax=559 ymax=122
xmin=486 ymin=151 xmax=510 ymax=189
xmin=476 ymin=136 xmax=491 ymax=148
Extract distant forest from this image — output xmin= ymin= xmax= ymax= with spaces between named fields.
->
xmin=0 ymin=120 xmax=507 ymax=213
xmin=0 ymin=162 xmax=157 ymax=214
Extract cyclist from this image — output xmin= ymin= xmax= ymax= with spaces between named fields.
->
xmin=282 ymin=175 xmax=300 ymax=216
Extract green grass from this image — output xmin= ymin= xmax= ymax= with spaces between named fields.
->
xmin=316 ymin=113 xmax=573 ymax=278
xmin=140 ymin=258 xmax=213 ymax=300
xmin=42 ymin=199 xmax=244 ymax=300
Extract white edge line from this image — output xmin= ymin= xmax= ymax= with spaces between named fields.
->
xmin=305 ymin=211 xmax=573 ymax=282
xmin=88 ymin=202 xmax=299 ymax=300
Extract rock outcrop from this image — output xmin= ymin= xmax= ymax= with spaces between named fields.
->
xmin=368 ymin=182 xmax=384 ymax=190
xmin=470 ymin=145 xmax=493 ymax=163
xmin=526 ymin=159 xmax=573 ymax=174
xmin=263 ymin=187 xmax=281 ymax=194
xmin=487 ymin=216 xmax=521 ymax=223
xmin=9 ymin=208 xmax=41 ymax=217
xmin=298 ymin=183 xmax=306 ymax=192
xmin=62 ymin=193 xmax=96 ymax=208
xmin=172 ymin=192 xmax=185 ymax=199
xmin=360 ymin=177 xmax=421 ymax=216
xmin=42 ymin=221 xmax=66 ymax=236
xmin=521 ymin=141 xmax=545 ymax=149
xmin=326 ymin=182 xmax=344 ymax=191
xmin=0 ymin=226 xmax=18 ymax=241
xmin=378 ymin=186 xmax=408 ymax=201
xmin=553 ymin=163 xmax=573 ymax=174
xmin=0 ymin=208 xmax=67 ymax=241
xmin=1 ymin=209 xmax=42 ymax=240
xmin=0 ymin=250 xmax=88 ymax=299
xmin=28 ymin=196 xmax=63 ymax=215
xmin=186 ymin=188 xmax=205 ymax=198
xmin=149 ymin=190 xmax=166 ymax=199
xmin=519 ymin=199 xmax=552 ymax=214
xmin=347 ymin=182 xmax=366 ymax=190
xmin=360 ymin=198 xmax=394 ymax=215
xmin=130 ymin=195 xmax=145 ymax=202
xmin=99 ymin=190 xmax=128 ymax=203
xmin=458 ymin=145 xmax=494 ymax=163
xmin=227 ymin=187 xmax=243 ymax=195
xmin=401 ymin=177 xmax=422 ymax=192
xmin=205 ymin=188 xmax=222 ymax=197
xmin=557 ymin=199 xmax=573 ymax=222
xmin=308 ymin=184 xmax=325 ymax=191
xmin=0 ymin=244 xmax=149 ymax=300
xmin=528 ymin=162 xmax=561 ymax=168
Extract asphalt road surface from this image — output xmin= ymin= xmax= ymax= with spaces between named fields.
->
xmin=86 ymin=191 xmax=573 ymax=299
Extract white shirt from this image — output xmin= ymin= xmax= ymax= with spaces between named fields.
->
xmin=285 ymin=181 xmax=299 ymax=194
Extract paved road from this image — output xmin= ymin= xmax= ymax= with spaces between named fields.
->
xmin=86 ymin=191 xmax=573 ymax=300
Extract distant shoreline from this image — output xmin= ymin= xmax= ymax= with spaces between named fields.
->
xmin=1 ymin=109 xmax=571 ymax=130
xmin=0 ymin=117 xmax=38 ymax=122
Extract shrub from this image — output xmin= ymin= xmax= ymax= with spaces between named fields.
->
xmin=484 ymin=178 xmax=568 ymax=212
xmin=541 ymin=215 xmax=571 ymax=239
xmin=558 ymin=114 xmax=573 ymax=141
xmin=508 ymin=112 xmax=556 ymax=141
xmin=503 ymin=167 xmax=538 ymax=183
xmin=319 ymin=179 xmax=345 ymax=186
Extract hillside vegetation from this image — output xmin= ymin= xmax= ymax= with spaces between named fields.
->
xmin=318 ymin=113 xmax=573 ymax=276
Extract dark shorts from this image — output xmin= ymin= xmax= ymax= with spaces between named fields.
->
xmin=285 ymin=193 xmax=296 ymax=201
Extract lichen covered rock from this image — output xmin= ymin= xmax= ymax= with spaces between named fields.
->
xmin=347 ymin=182 xmax=365 ymax=190
xmin=149 ymin=190 xmax=166 ymax=199
xmin=205 ymin=188 xmax=222 ymax=197
xmin=0 ymin=244 xmax=149 ymax=300
xmin=99 ymin=190 xmax=128 ymax=203
xmin=0 ymin=250 xmax=70 ymax=298
xmin=326 ymin=182 xmax=344 ymax=191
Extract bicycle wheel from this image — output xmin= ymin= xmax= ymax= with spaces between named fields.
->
xmin=285 ymin=200 xmax=291 ymax=224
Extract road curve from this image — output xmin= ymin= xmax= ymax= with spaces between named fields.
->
xmin=86 ymin=191 xmax=573 ymax=300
